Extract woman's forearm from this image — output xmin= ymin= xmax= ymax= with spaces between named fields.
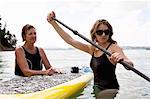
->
xmin=50 ymin=21 xmax=73 ymax=45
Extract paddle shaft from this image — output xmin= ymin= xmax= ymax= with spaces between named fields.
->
xmin=53 ymin=17 xmax=150 ymax=82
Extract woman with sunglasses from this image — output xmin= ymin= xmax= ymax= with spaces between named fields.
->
xmin=47 ymin=11 xmax=134 ymax=98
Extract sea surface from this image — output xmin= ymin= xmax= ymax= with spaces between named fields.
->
xmin=0 ymin=48 xmax=150 ymax=99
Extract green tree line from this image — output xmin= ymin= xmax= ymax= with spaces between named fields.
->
xmin=0 ymin=15 xmax=17 ymax=49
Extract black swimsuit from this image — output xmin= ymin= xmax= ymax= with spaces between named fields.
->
xmin=90 ymin=43 xmax=119 ymax=90
xmin=15 ymin=46 xmax=43 ymax=76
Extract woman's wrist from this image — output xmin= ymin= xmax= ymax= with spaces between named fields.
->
xmin=49 ymin=20 xmax=55 ymax=24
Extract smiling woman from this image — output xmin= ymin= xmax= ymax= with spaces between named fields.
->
xmin=15 ymin=24 xmax=59 ymax=77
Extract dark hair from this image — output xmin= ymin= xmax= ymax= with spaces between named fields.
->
xmin=90 ymin=19 xmax=116 ymax=43
xmin=22 ymin=24 xmax=35 ymax=41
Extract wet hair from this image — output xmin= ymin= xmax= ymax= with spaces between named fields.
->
xmin=90 ymin=19 xmax=116 ymax=43
xmin=21 ymin=24 xmax=35 ymax=41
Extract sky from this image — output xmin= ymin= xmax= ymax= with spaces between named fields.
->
xmin=0 ymin=0 xmax=150 ymax=48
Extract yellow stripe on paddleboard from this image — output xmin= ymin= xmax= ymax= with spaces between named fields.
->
xmin=0 ymin=73 xmax=93 ymax=99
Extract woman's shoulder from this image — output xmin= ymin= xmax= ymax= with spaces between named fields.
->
xmin=15 ymin=46 xmax=23 ymax=51
xmin=110 ymin=43 xmax=123 ymax=51
xmin=15 ymin=46 xmax=25 ymax=55
xmin=36 ymin=47 xmax=46 ymax=55
xmin=37 ymin=47 xmax=44 ymax=52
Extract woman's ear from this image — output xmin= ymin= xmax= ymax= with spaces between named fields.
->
xmin=92 ymin=34 xmax=96 ymax=42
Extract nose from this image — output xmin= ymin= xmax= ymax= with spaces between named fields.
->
xmin=33 ymin=34 xmax=36 ymax=37
xmin=101 ymin=32 xmax=105 ymax=36
xmin=32 ymin=33 xmax=36 ymax=37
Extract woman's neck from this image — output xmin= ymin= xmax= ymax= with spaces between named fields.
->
xmin=23 ymin=43 xmax=35 ymax=50
xmin=98 ymin=42 xmax=109 ymax=48
xmin=23 ymin=43 xmax=37 ymax=54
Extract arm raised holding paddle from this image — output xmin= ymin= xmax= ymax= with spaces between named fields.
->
xmin=47 ymin=11 xmax=133 ymax=66
xmin=47 ymin=11 xmax=134 ymax=98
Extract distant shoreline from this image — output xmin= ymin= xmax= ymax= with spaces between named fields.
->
xmin=0 ymin=43 xmax=15 ymax=51
xmin=44 ymin=46 xmax=150 ymax=50
xmin=122 ymin=46 xmax=150 ymax=50
xmin=1 ymin=45 xmax=150 ymax=51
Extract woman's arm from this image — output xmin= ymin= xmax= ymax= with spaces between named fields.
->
xmin=39 ymin=48 xmax=61 ymax=74
xmin=47 ymin=11 xmax=92 ymax=55
xmin=39 ymin=48 xmax=52 ymax=69
xmin=109 ymin=44 xmax=134 ymax=67
xmin=15 ymin=48 xmax=54 ymax=76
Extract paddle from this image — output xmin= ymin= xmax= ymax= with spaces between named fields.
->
xmin=52 ymin=17 xmax=150 ymax=82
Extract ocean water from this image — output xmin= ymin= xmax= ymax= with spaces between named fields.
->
xmin=0 ymin=49 xmax=150 ymax=99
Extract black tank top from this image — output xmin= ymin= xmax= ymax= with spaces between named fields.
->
xmin=15 ymin=46 xmax=43 ymax=76
xmin=90 ymin=43 xmax=119 ymax=90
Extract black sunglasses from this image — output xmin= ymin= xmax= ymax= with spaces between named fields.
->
xmin=95 ymin=29 xmax=110 ymax=36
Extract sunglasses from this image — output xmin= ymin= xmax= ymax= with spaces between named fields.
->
xmin=95 ymin=29 xmax=110 ymax=36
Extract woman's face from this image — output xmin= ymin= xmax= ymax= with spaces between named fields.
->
xmin=95 ymin=24 xmax=110 ymax=44
xmin=24 ymin=28 xmax=36 ymax=44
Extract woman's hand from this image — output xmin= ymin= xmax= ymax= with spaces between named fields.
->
xmin=51 ymin=68 xmax=62 ymax=74
xmin=45 ymin=67 xmax=62 ymax=76
xmin=47 ymin=11 xmax=55 ymax=23
xmin=44 ymin=68 xmax=55 ymax=75
xmin=109 ymin=52 xmax=124 ymax=63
